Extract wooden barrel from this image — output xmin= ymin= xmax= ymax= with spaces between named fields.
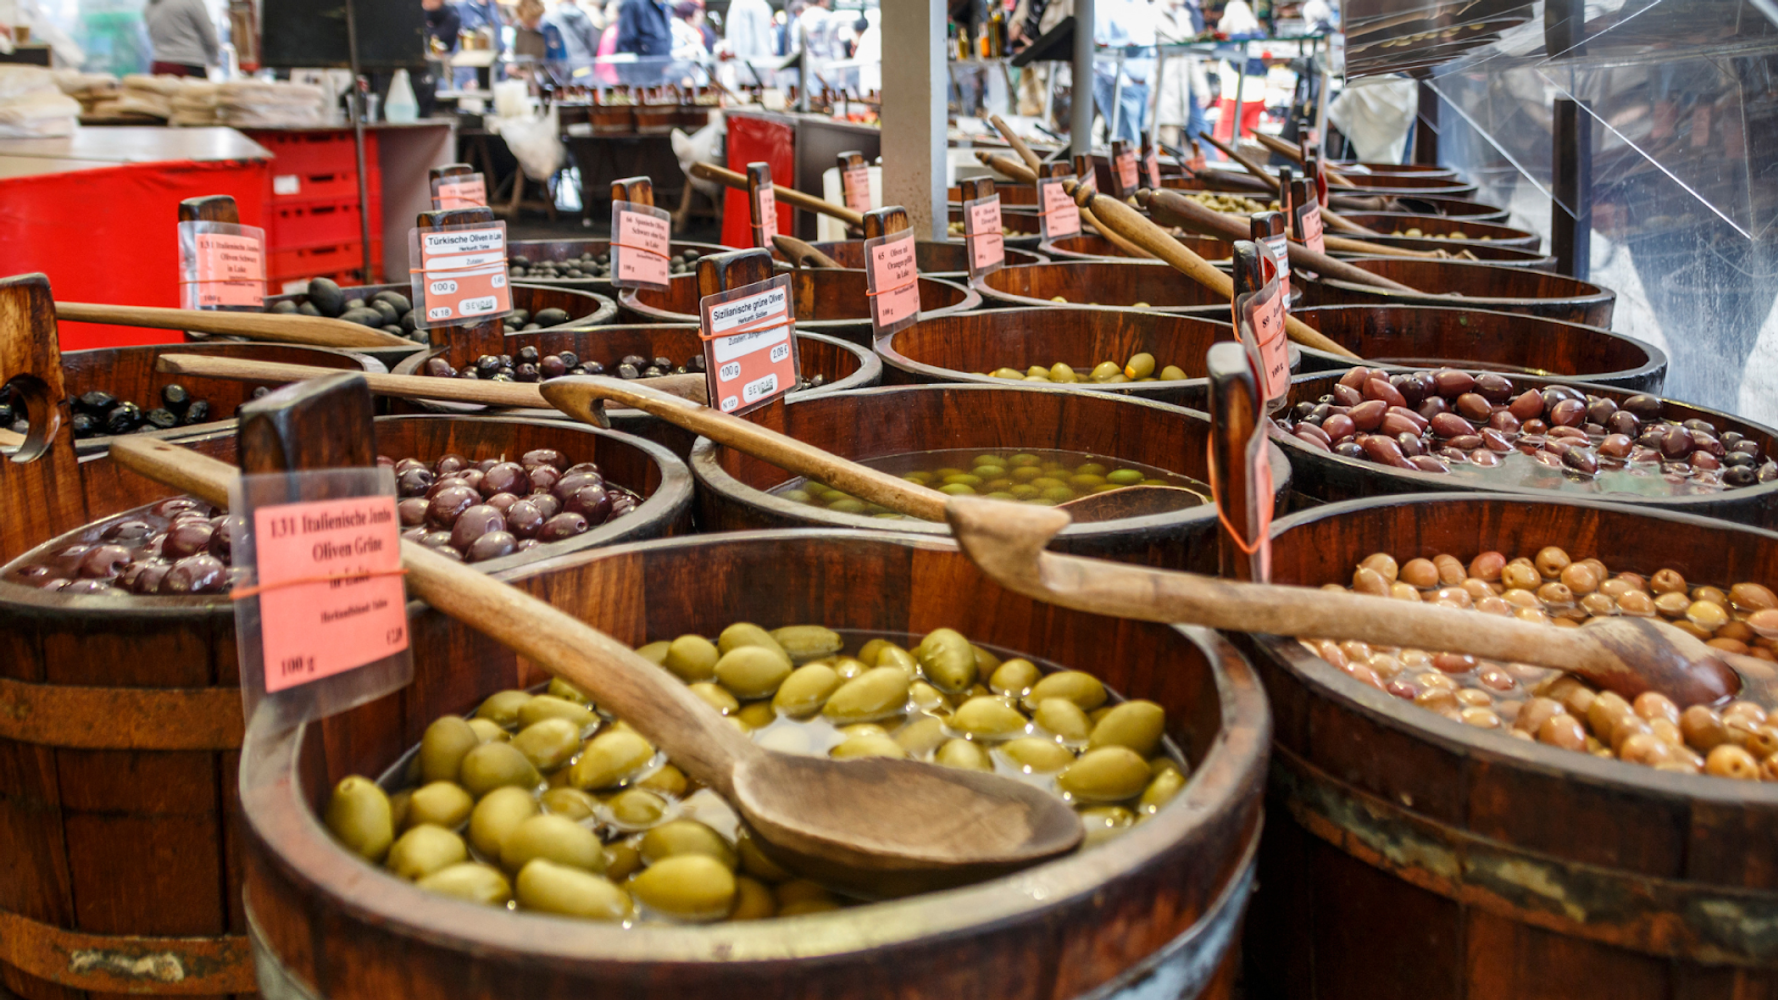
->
xmin=947 ymin=181 xmax=1039 ymax=206
xmin=770 ymin=239 xmax=1047 ymax=278
xmin=1338 ymin=214 xmax=1542 ymax=251
xmin=1333 ymin=163 xmax=1461 ymax=179
xmin=239 ymin=527 xmax=1270 ymax=1000
xmin=975 ymin=260 xmax=1294 ymax=316
xmin=875 ymin=305 xmax=1299 ymax=411
xmin=1300 ymin=259 xmax=1617 ymax=327
xmin=618 ymin=271 xmax=980 ymax=347
xmin=58 ymin=341 xmax=385 ymax=454
xmin=1275 ymin=368 xmax=1778 ymax=525
xmin=1341 ymin=244 xmax=1556 ymax=270
xmin=946 ymin=206 xmax=1046 ymax=249
xmin=1241 ymin=493 xmax=1778 ymax=999
xmin=1040 ymin=232 xmax=1234 ymax=263
xmin=392 ymin=325 xmax=882 ymax=458
xmin=1323 ymin=173 xmax=1480 ymax=197
xmin=1290 ymin=305 xmax=1667 ymax=391
xmin=505 ymin=238 xmax=731 ymax=295
xmin=689 ymin=384 xmax=1291 ymax=571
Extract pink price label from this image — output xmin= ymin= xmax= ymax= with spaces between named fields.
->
xmin=1116 ymin=151 xmax=1139 ymax=193
xmin=966 ymin=198 xmax=1005 ymax=271
xmin=1039 ymin=179 xmax=1081 ymax=240
xmin=614 ymin=209 xmax=672 ymax=287
xmin=754 ymin=186 xmax=778 ymax=245
xmin=1298 ymin=203 xmax=1326 ymax=255
xmin=1242 ymin=286 xmax=1291 ymax=402
xmin=418 ymin=226 xmax=511 ymax=323
xmin=701 ymin=279 xmax=798 ymax=414
xmin=867 ymin=232 xmax=921 ymax=330
xmin=1188 ymin=154 xmax=1208 ymax=174
xmin=1261 ymin=233 xmax=1291 ymax=302
xmin=1145 ymin=150 xmax=1162 ymax=188
xmin=842 ymin=166 xmax=871 ymax=214
xmin=186 ymin=232 xmax=265 ymax=309
xmin=252 ymin=496 xmax=407 ymax=694
xmin=435 ymin=176 xmax=487 ymax=210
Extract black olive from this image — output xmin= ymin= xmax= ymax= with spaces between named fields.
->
xmin=558 ymin=351 xmax=579 ymax=368
xmin=144 ymin=408 xmax=179 ymax=430
xmin=181 ymin=400 xmax=211 ymax=425
xmin=160 ymin=383 xmax=190 ymax=412
xmin=307 ymin=277 xmax=345 ymax=316
xmin=617 ymin=363 xmax=641 ymax=380
xmin=76 ymin=390 xmax=117 ymax=414
xmin=71 ymin=413 xmax=97 ymax=438
xmin=104 ymin=402 xmax=143 ymax=435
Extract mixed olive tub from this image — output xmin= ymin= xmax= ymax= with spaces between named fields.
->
xmin=1279 ymin=365 xmax=1776 ymax=494
xmin=268 ymin=278 xmax=573 ymax=343
xmin=420 ymin=349 xmax=826 ymax=394
xmin=323 ymin=624 xmax=1187 ymax=922
xmin=982 ymin=352 xmax=1189 ymax=384
xmin=1 ymin=448 xmax=639 ymax=595
xmin=1304 ymin=547 xmax=1778 ymax=781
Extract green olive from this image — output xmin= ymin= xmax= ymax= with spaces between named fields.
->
xmin=629 ymin=854 xmax=737 ymax=921
xmin=404 ymin=780 xmax=474 ymax=830
xmin=1159 ymin=365 xmax=1187 ymax=381
xmin=830 ymin=655 xmax=870 ymax=679
xmin=416 ymin=862 xmax=511 ymax=906
xmin=389 ymin=789 xmax=411 ymax=832
xmin=935 ymin=738 xmax=992 ymax=771
xmin=458 ymin=741 xmax=542 ymax=797
xmin=894 ymin=716 xmax=949 ymax=756
xmin=1049 ymin=362 xmax=1078 ymax=383
xmin=972 ymin=644 xmax=1001 ymax=675
xmin=988 ymin=658 xmax=1040 ymax=695
xmin=1088 ymin=700 xmax=1166 ymax=756
xmin=999 ymin=737 xmax=1076 ymax=772
xmin=468 ymin=785 xmax=539 ymax=858
xmin=500 ymin=813 xmax=606 ymax=874
xmin=876 ymin=645 xmax=920 ymax=677
xmin=736 ymin=831 xmax=792 ymax=881
xmin=830 ymin=733 xmax=910 ymax=759
xmin=1140 ymin=762 xmax=1187 ymax=814
xmin=637 ymin=640 xmax=672 ymax=665
xmin=1078 ymin=804 xmax=1136 ymax=847
xmin=517 ymin=695 xmax=597 ymax=731
xmin=715 ymin=644 xmax=794 ymax=700
xmin=950 ymin=696 xmax=1030 ymax=739
xmin=467 ymin=718 xmax=509 ymax=743
xmin=325 ymin=776 xmax=394 ymax=862
xmin=821 ymin=667 xmax=912 ymax=724
xmin=1026 ymin=671 xmax=1108 ymax=712
xmin=570 ymin=730 xmax=655 ymax=790
xmin=773 ymin=663 xmax=842 ymax=717
xmin=419 ymin=717 xmax=481 ymax=785
xmin=474 ymin=690 xmax=533 ymax=729
xmin=511 ymin=718 xmax=584 ymax=772
xmin=540 ymin=786 xmax=600 ymax=821
xmin=1058 ymin=746 xmax=1151 ymax=802
xmin=1090 ymin=361 xmax=1122 ymax=382
xmin=664 ymin=634 xmax=720 ymax=682
xmin=608 ymin=788 xmax=669 ymax=828
xmin=1107 ymin=469 xmax=1144 ymax=486
xmin=857 ymin=638 xmax=901 ymax=666
xmin=1124 ymin=352 xmax=1156 ymax=379
xmin=516 ymin=859 xmax=633 ymax=920
xmin=386 ymin=824 xmax=468 ymax=880
xmin=730 ymin=874 xmax=777 ymax=920
xmin=546 ymin=677 xmax=592 ymax=706
xmin=689 ymin=682 xmax=741 ymax=715
xmin=1034 ymin=697 xmax=1092 ymax=741
xmin=635 ymin=763 xmax=688 ymax=797
xmin=717 ymin=622 xmax=788 ymax=660
xmin=909 ymin=680 xmax=947 ymax=712
xmin=770 ymin=625 xmax=844 ymax=662
xmin=916 ymin=628 xmax=977 ymax=692
xmin=639 ymin=819 xmax=737 ymax=869
xmin=604 ymin=842 xmax=644 ymax=880
xmin=736 ymin=701 xmax=777 ymax=729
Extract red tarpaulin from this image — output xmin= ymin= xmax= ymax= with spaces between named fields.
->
xmin=722 ymin=113 xmax=795 ymax=250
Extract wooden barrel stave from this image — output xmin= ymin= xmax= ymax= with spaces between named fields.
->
xmin=618 ymin=271 xmax=980 ymax=347
xmin=1298 ymin=259 xmax=1617 ymax=328
xmin=973 ymin=261 xmax=1258 ymax=316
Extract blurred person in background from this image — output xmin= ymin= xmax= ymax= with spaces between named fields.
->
xmin=511 ymin=0 xmax=568 ymax=77
xmin=452 ymin=0 xmax=505 ymax=86
xmin=598 ymin=1 xmax=622 ymax=54
xmin=617 ymin=0 xmax=673 ymax=54
xmin=670 ymin=0 xmax=709 ymax=56
xmin=1213 ymin=0 xmax=1267 ymax=146
xmin=1153 ymin=0 xmax=1210 ymax=147
xmin=1011 ymin=0 xmax=1071 ymax=121
xmin=144 ymin=0 xmax=220 ymax=77
xmin=723 ymin=0 xmax=775 ymax=84
xmin=548 ymin=0 xmax=605 ymax=65
xmin=1093 ymin=0 xmax=1154 ymax=144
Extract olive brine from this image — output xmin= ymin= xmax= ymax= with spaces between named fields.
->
xmin=323 ymin=624 xmax=1187 ymax=922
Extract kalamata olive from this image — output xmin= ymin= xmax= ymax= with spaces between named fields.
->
xmin=1335 ymin=442 xmax=1365 ymax=459
xmin=401 ymin=527 xmax=426 ymax=543
xmin=206 ymin=519 xmax=236 ymax=562
xmin=77 ymin=544 xmax=133 ymax=578
xmin=1447 ymin=434 xmax=1484 ymax=450
xmin=538 ymin=512 xmax=590 ymax=542
xmin=1429 ymin=412 xmax=1476 ymax=438
xmin=1487 ymin=410 xmax=1521 ymax=434
xmin=467 ymin=531 xmax=518 ymax=563
xmin=1522 ymin=419 xmax=1548 ymax=435
xmin=1390 ymin=374 xmax=1426 ymax=407
xmin=450 ymin=505 xmax=507 ymax=551
xmin=1660 ymin=427 xmax=1694 ymax=458
xmin=1532 ymin=450 xmax=1564 ymax=469
xmin=1471 ymin=450 xmax=1500 ymax=467
xmin=1585 ymin=397 xmax=1618 ymax=425
xmin=1321 ymin=413 xmax=1356 ymax=440
xmin=1692 ymin=432 xmax=1725 ymax=458
xmin=539 ymin=356 xmax=568 ymax=379
xmin=503 ymin=498 xmax=545 ymax=539
xmin=1310 ymin=403 xmax=1334 ymax=422
xmin=151 ymin=497 xmax=206 ymax=520
xmin=1480 ymin=429 xmax=1513 ymax=452
xmin=1599 ymin=434 xmax=1633 ymax=458
xmin=1507 ymin=389 xmax=1544 ymax=421
xmin=552 ymin=472 xmax=606 ymax=505
xmin=527 ymin=465 xmax=561 ymax=495
xmin=522 ymin=449 xmax=565 ymax=470
xmin=435 ymin=453 xmax=469 ymax=475
xmin=1387 ymin=406 xmax=1428 ymax=432
xmin=425 ymin=476 xmax=468 ymax=500
xmin=397 ymin=468 xmax=435 ymax=497
xmin=1348 ymin=399 xmax=1387 ymax=431
xmin=485 ymin=493 xmax=522 ymax=516
xmin=61 ymin=580 xmax=119 ymax=595
xmin=1360 ymin=435 xmax=1413 ymax=469
xmin=1725 ymin=450 xmax=1757 ymax=467
xmin=1733 ymin=439 xmax=1761 ymax=456
xmin=1291 ymin=402 xmax=1318 ymax=421
xmin=426 ymin=484 xmax=481 ymax=529
xmin=394 ymin=457 xmax=428 ymax=475
xmin=119 ymin=560 xmax=170 ymax=593
xmin=1295 ymin=422 xmax=1332 ymax=447
xmin=1583 ymin=422 xmax=1607 ymax=437
xmin=1293 ymin=430 xmax=1330 ymax=451
xmin=162 ymin=554 xmax=227 ymax=594
xmin=564 ymin=462 xmax=602 ymax=477
xmin=480 ymin=462 xmax=528 ymax=498
xmin=399 ymin=498 xmax=429 ymax=526
xmin=101 ymin=519 xmax=154 ymax=544
xmin=1548 ymin=399 xmax=1586 ymax=427
xmin=425 ymin=357 xmax=456 ymax=378
xmin=1605 ymin=410 xmax=1640 ymax=437
xmin=1438 ymin=447 xmax=1468 ymax=463
xmin=1562 ymin=447 xmax=1599 ymax=475
xmin=1363 ymin=379 xmax=1406 ymax=408
xmin=564 ymin=484 xmax=613 ymax=524
xmin=1418 ymin=396 xmax=1450 ymax=421
xmin=513 ymin=364 xmax=540 ymax=383
xmin=1396 ymin=433 xmax=1423 ymax=457
xmin=1474 ymin=373 xmax=1514 ymax=403
xmin=1692 ymin=451 xmax=1721 ymax=471
xmin=1548 ymin=425 xmax=1589 ymax=441
xmin=1681 ymin=418 xmax=1714 ymax=434
xmin=1623 ymin=394 xmax=1663 ymax=420
xmin=530 ymin=493 xmax=562 ymax=519
xmin=1432 ymin=369 xmax=1475 ymax=396
xmin=1338 ymin=367 xmax=1370 ymax=390
xmin=1408 ymin=455 xmax=1450 ymax=473
xmin=163 ymin=521 xmax=215 ymax=559
xmin=453 ymin=469 xmax=485 ymax=494
xmin=1380 ymin=413 xmax=1421 ymax=438
xmin=1638 ymin=427 xmax=1667 ymax=450
xmin=1726 ymin=465 xmax=1759 ymax=487
xmin=1332 ymin=383 xmax=1362 ymax=407
xmin=1453 ymin=393 xmax=1491 ymax=422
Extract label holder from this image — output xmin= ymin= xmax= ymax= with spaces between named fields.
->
xmin=863 ymin=227 xmax=922 ymax=336
xmin=178 ymin=220 xmax=266 ymax=311
xmin=1037 ymin=177 xmax=1082 ymax=241
xmin=431 ymin=172 xmax=489 ymax=211
xmin=610 ymin=199 xmax=674 ymax=291
xmin=698 ymin=272 xmax=801 ymax=415
xmin=408 ymin=219 xmax=513 ymax=330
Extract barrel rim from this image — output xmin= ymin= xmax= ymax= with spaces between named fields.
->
xmin=238 ymin=528 xmax=1273 ymax=968
xmin=1038 ymin=232 xmax=1234 ymax=263
xmin=503 ymin=239 xmax=734 ymax=291
xmin=1308 ymin=258 xmax=1617 ymax=308
xmin=971 ymin=260 xmax=1267 ymax=316
xmin=769 ymin=239 xmax=1048 ymax=279
xmin=685 ymin=382 xmax=1293 ymax=538
xmin=1333 ymin=213 xmax=1540 ymax=245
xmin=618 ymin=272 xmax=982 ymax=328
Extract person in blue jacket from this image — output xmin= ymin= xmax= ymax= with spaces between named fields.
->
xmin=616 ymin=0 xmax=673 ymax=55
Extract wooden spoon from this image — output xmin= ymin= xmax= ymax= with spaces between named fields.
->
xmin=1196 ymin=133 xmax=1388 ymax=239
xmin=54 ymin=302 xmax=416 ymax=350
xmin=1249 ymin=131 xmax=1360 ymax=188
xmin=106 ymin=429 xmax=1083 ymax=897
xmin=983 ymin=116 xmax=1154 ymax=260
xmin=772 ymin=234 xmax=845 ymax=269
xmin=688 ymin=160 xmax=866 ymax=228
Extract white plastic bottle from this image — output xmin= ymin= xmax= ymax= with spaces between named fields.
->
xmin=385 ymin=68 xmax=420 ymax=123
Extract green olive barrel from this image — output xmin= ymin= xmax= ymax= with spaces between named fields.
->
xmin=617 ymin=270 xmax=981 ymax=347
xmin=1332 ymin=163 xmax=1461 ymax=179
xmin=58 ymin=341 xmax=384 ymax=454
xmin=1241 ymin=493 xmax=1778 ymax=999
xmin=0 ymin=402 xmax=689 ymax=1000
xmin=946 ymin=206 xmax=1047 ymax=249
xmin=1040 ymin=232 xmax=1234 ymax=263
xmin=770 ymin=238 xmax=1046 ymax=278
xmin=975 ymin=260 xmax=1295 ymax=316
xmin=1299 ymin=259 xmax=1617 ymax=328
xmin=240 ymin=528 xmax=1270 ymax=1000
xmin=689 ymin=384 xmax=1291 ymax=571
xmin=1337 ymin=214 xmax=1542 ymax=251
xmin=876 ymin=305 xmax=1299 ymax=411
xmin=505 ymin=238 xmax=731 ymax=294
xmin=392 ymin=325 xmax=881 ymax=458
xmin=1291 ymin=306 xmax=1667 ymax=392
xmin=1275 ymin=369 xmax=1778 ymax=525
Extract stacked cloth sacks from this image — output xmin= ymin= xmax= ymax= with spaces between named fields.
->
xmin=0 ymin=66 xmax=80 ymax=137
xmin=168 ymin=79 xmax=327 ymax=127
xmin=51 ymin=70 xmax=121 ymax=116
xmin=87 ymin=74 xmax=190 ymax=120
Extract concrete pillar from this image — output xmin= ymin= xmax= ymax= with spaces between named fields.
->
xmin=1073 ymin=0 xmax=1096 ymax=157
xmin=882 ymin=0 xmax=948 ymax=241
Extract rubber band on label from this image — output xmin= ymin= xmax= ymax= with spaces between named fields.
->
xmin=611 ymin=240 xmax=670 ymax=260
xmin=177 ymin=277 xmax=264 ymax=285
xmin=697 ymin=315 xmax=793 ymax=342
xmin=1203 ymin=440 xmax=1267 ymax=556
xmin=865 ymin=274 xmax=918 ymax=297
xmin=408 ymin=261 xmax=508 ymax=276
xmin=230 ymin=567 xmax=408 ymax=601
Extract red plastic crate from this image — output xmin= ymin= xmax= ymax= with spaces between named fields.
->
xmin=270 ymin=240 xmax=383 ymax=285
xmin=269 ymin=197 xmax=383 ymax=250
xmin=247 ymin=128 xmax=380 ymax=179
xmin=269 ymin=166 xmax=380 ymax=205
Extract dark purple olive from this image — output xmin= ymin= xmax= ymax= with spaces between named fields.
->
xmin=1660 ymin=427 xmax=1694 ymax=459
xmin=450 ymin=505 xmax=507 ymax=551
xmin=1429 ymin=412 xmax=1476 ymax=438
xmin=1294 ymin=422 xmax=1332 ymax=447
xmin=61 ymin=580 xmax=119 ymax=595
xmin=162 ymin=521 xmax=215 ymax=560
xmin=539 ymin=356 xmax=568 ymax=379
xmin=119 ymin=560 xmax=170 ymax=594
xmin=401 ymin=527 xmax=427 ymax=543
xmin=1480 ymin=429 xmax=1513 ymax=453
xmin=100 ymin=519 xmax=156 ymax=545
xmin=394 ymin=457 xmax=429 ymax=476
xmin=398 ymin=498 xmax=429 ymax=527
xmin=1733 ymin=439 xmax=1761 ymax=456
xmin=426 ymin=484 xmax=482 ymax=529
xmin=1321 ymin=414 xmax=1356 ymax=441
xmin=1396 ymin=433 xmax=1423 ymax=458
xmin=453 ymin=469 xmax=485 ymax=495
xmin=1726 ymin=450 xmax=1757 ymax=467
xmin=1332 ymin=383 xmax=1363 ymax=407
xmin=1363 ymin=379 xmax=1406 ymax=408
xmin=425 ymin=357 xmax=456 ymax=377
xmin=150 ymin=497 xmax=206 ymax=520
xmin=77 ymin=544 xmax=133 ymax=579
xmin=397 ymin=468 xmax=435 ymax=497
xmin=1507 ymin=389 xmax=1544 ymax=422
xmin=434 ymin=453 xmax=469 ymax=475
xmin=1599 ymin=434 xmax=1633 ymax=458
xmin=1389 ymin=374 xmax=1426 ymax=408
xmin=564 ymin=484 xmax=613 ymax=524
xmin=527 ymin=465 xmax=561 ymax=495
xmin=1348 ymin=400 xmax=1387 ymax=431
xmin=553 ymin=471 xmax=606 ymax=503
xmin=1408 ymin=455 xmax=1449 ymax=474
xmin=1622 ymin=394 xmax=1663 ymax=420
xmin=485 ymin=492 xmax=521 ymax=516
xmin=530 ymin=493 xmax=563 ymax=519
xmin=1682 ymin=418 xmax=1715 ymax=434
xmin=522 ymin=448 xmax=566 ymax=470
xmin=1473 ymin=373 xmax=1514 ymax=403
xmin=564 ymin=462 xmax=602 ymax=477
xmin=1454 ymin=393 xmax=1491 ymax=422
xmin=538 ymin=512 xmax=590 ymax=542
xmin=1417 ymin=396 xmax=1450 ymax=421
xmin=1293 ymin=430 xmax=1331 ymax=451
xmin=1725 ymin=465 xmax=1759 ymax=487
xmin=1334 ymin=441 xmax=1365 ymax=459
xmin=609 ymin=494 xmax=637 ymax=517
xmin=161 ymin=554 xmax=227 ymax=594
xmin=208 ymin=519 xmax=237 ymax=562
xmin=428 ymin=546 xmax=465 ymax=562
xmin=480 ymin=462 xmax=528 ymax=498
xmin=1447 ymin=434 xmax=1484 ymax=450
xmin=1585 ymin=398 xmax=1618 ymax=425
xmin=467 ymin=531 xmax=518 ymax=563
xmin=1488 ymin=410 xmax=1521 ymax=434
xmin=506 ymin=499 xmax=545 ymax=539
xmin=425 ymin=475 xmax=468 ymax=500
xmin=1606 ymin=410 xmax=1640 ymax=437
xmin=1692 ymin=432 xmax=1725 ymax=458
xmin=1692 ymin=451 xmax=1721 ymax=471
xmin=1562 ymin=448 xmax=1599 ymax=475
xmin=1547 ymin=399 xmax=1585 ymax=428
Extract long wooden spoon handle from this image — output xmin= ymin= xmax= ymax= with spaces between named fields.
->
xmin=689 ymin=161 xmax=866 ymax=227
xmin=1250 ymin=132 xmax=1359 ymax=187
xmin=540 ymin=376 xmax=948 ymax=521
xmin=104 ymin=434 xmax=757 ymax=793
xmin=56 ymin=302 xmax=415 ymax=350
xmin=989 ymin=114 xmax=1045 ymax=174
xmin=154 ymin=354 xmax=709 ymax=406
xmin=772 ymin=235 xmax=845 ymax=269
xmin=1199 ymin=132 xmax=1278 ymax=193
